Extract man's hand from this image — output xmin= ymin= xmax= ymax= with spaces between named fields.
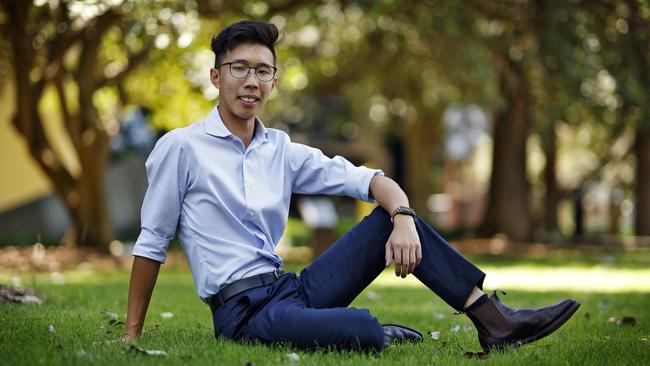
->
xmin=121 ymin=333 xmax=137 ymax=344
xmin=385 ymin=215 xmax=422 ymax=278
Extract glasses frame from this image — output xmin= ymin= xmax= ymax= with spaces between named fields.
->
xmin=217 ymin=62 xmax=277 ymax=82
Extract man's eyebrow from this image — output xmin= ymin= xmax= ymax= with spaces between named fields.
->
xmin=227 ymin=59 xmax=274 ymax=67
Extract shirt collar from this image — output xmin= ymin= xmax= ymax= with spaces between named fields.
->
xmin=204 ymin=105 xmax=269 ymax=144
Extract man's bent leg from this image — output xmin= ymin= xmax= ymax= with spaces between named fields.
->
xmin=299 ymin=207 xmax=392 ymax=309
xmin=300 ymin=207 xmax=485 ymax=311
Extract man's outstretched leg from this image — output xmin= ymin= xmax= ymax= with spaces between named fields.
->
xmin=300 ymin=207 xmax=579 ymax=351
xmin=412 ymin=217 xmax=580 ymax=350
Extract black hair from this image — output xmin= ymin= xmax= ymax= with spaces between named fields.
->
xmin=211 ymin=20 xmax=280 ymax=68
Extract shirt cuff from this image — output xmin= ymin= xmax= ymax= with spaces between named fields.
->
xmin=355 ymin=168 xmax=384 ymax=202
xmin=131 ymin=228 xmax=170 ymax=263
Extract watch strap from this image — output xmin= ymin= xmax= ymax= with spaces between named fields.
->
xmin=391 ymin=206 xmax=416 ymax=222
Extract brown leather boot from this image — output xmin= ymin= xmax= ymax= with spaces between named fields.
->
xmin=465 ymin=293 xmax=580 ymax=351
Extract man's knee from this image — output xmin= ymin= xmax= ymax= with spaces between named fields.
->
xmin=368 ymin=206 xmax=390 ymax=220
xmin=365 ymin=206 xmax=392 ymax=231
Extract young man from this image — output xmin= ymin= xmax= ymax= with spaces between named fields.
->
xmin=123 ymin=20 xmax=579 ymax=352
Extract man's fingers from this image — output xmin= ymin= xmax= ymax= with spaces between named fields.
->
xmin=385 ymin=242 xmax=393 ymax=267
xmin=416 ymin=245 xmax=422 ymax=266
xmin=400 ymin=249 xmax=409 ymax=278
xmin=408 ymin=248 xmax=416 ymax=274
xmin=122 ymin=334 xmax=136 ymax=344
xmin=394 ymin=249 xmax=403 ymax=277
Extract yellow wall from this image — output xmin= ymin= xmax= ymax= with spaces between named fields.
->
xmin=0 ymin=82 xmax=53 ymax=212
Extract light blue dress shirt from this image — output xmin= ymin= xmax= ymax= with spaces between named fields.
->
xmin=132 ymin=106 xmax=383 ymax=300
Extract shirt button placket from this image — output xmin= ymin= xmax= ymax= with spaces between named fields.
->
xmin=243 ymin=155 xmax=254 ymax=220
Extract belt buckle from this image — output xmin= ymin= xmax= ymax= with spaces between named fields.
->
xmin=273 ymin=268 xmax=282 ymax=279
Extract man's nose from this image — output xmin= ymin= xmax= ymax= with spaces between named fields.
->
xmin=243 ymin=69 xmax=259 ymax=87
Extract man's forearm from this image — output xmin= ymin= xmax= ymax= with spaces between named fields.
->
xmin=370 ymin=175 xmax=410 ymax=216
xmin=123 ymin=256 xmax=161 ymax=340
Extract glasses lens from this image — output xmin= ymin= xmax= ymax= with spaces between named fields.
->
xmin=256 ymin=66 xmax=275 ymax=81
xmin=229 ymin=63 xmax=249 ymax=78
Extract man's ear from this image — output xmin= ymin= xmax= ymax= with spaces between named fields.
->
xmin=210 ymin=68 xmax=221 ymax=89
xmin=270 ymin=77 xmax=277 ymax=92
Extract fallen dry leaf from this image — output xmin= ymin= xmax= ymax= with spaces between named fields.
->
xmin=0 ymin=285 xmax=43 ymax=305
xmin=48 ymin=324 xmax=55 ymax=333
xmin=129 ymin=345 xmax=167 ymax=357
xmin=608 ymin=316 xmax=637 ymax=326
xmin=101 ymin=309 xmax=118 ymax=320
xmin=109 ymin=319 xmax=125 ymax=326
xmin=451 ymin=325 xmax=461 ymax=333
xmin=428 ymin=331 xmax=441 ymax=340
xmin=160 ymin=312 xmax=174 ymax=319
xmin=286 ymin=352 xmax=300 ymax=362
xmin=620 ymin=316 xmax=636 ymax=326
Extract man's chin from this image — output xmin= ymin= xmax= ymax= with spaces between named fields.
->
xmin=236 ymin=112 xmax=256 ymax=122
xmin=234 ymin=107 xmax=260 ymax=121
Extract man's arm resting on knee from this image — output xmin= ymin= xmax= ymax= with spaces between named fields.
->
xmin=369 ymin=175 xmax=422 ymax=277
xmin=123 ymin=256 xmax=161 ymax=342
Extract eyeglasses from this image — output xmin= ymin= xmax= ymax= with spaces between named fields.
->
xmin=217 ymin=62 xmax=277 ymax=82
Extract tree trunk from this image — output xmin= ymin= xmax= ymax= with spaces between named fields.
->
xmin=626 ymin=0 xmax=650 ymax=237
xmin=542 ymin=126 xmax=560 ymax=233
xmin=5 ymin=0 xmax=114 ymax=250
xmin=635 ymin=126 xmax=650 ymax=236
xmin=479 ymin=53 xmax=532 ymax=242
xmin=74 ymin=136 xmax=112 ymax=248
xmin=402 ymin=108 xmax=441 ymax=217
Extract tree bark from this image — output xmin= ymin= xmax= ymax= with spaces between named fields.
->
xmin=542 ymin=126 xmax=560 ymax=233
xmin=626 ymin=0 xmax=650 ymax=236
xmin=634 ymin=126 xmax=650 ymax=235
xmin=401 ymin=108 xmax=441 ymax=217
xmin=479 ymin=53 xmax=532 ymax=241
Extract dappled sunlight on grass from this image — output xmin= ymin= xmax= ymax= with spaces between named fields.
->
xmin=373 ymin=265 xmax=650 ymax=293
xmin=1 ymin=255 xmax=649 ymax=365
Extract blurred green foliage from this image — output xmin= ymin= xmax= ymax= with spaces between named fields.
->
xmin=2 ymin=0 xmax=649 ymax=244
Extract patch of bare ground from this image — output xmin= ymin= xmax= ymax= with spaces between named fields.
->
xmin=1 ymin=236 xmax=647 ymax=273
xmin=0 ymin=244 xmax=189 ymax=273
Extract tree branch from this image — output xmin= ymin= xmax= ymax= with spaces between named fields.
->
xmin=96 ymin=38 xmax=155 ymax=88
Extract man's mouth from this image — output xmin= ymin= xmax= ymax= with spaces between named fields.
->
xmin=238 ymin=96 xmax=259 ymax=104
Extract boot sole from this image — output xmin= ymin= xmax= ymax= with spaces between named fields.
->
xmin=489 ymin=300 xmax=581 ymax=351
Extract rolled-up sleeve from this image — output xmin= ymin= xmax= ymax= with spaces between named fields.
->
xmin=132 ymin=131 xmax=189 ymax=263
xmin=287 ymin=141 xmax=384 ymax=202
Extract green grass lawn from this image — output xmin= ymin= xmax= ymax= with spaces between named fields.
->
xmin=1 ymin=254 xmax=649 ymax=365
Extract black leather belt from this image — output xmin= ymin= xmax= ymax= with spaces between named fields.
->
xmin=209 ymin=268 xmax=286 ymax=310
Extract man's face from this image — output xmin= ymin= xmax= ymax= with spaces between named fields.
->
xmin=210 ymin=42 xmax=276 ymax=125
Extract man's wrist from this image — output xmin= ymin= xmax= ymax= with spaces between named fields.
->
xmin=391 ymin=206 xmax=416 ymax=223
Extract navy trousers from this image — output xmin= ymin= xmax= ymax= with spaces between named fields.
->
xmin=211 ymin=207 xmax=485 ymax=351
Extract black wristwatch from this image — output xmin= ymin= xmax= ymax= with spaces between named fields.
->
xmin=391 ymin=206 xmax=416 ymax=222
